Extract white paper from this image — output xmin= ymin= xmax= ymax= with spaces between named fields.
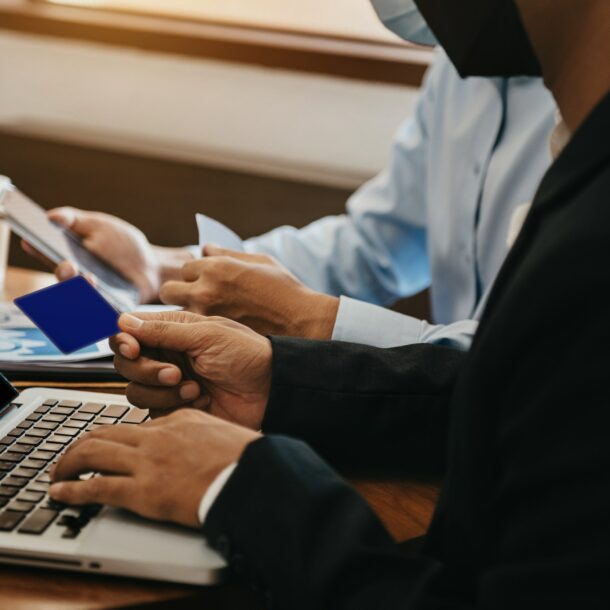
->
xmin=196 ymin=213 xmax=244 ymax=253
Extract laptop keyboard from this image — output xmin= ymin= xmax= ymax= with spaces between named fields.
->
xmin=0 ymin=398 xmax=148 ymax=538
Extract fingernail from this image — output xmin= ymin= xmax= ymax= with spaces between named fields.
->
xmin=158 ymin=367 xmax=180 ymax=385
xmin=49 ymin=483 xmax=63 ymax=497
xmin=118 ymin=343 xmax=132 ymax=358
xmin=121 ymin=314 xmax=143 ymax=330
xmin=180 ymin=383 xmax=200 ymax=401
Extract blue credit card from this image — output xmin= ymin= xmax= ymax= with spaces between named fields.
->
xmin=14 ymin=276 xmax=120 ymax=354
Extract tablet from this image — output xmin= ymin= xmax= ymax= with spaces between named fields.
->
xmin=1 ymin=185 xmax=139 ymax=313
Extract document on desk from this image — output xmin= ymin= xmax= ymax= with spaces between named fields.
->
xmin=197 ymin=213 xmax=244 ymax=253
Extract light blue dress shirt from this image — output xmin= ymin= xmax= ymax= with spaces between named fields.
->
xmin=244 ymin=50 xmax=557 ymax=350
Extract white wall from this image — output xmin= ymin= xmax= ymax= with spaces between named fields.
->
xmin=0 ymin=31 xmax=420 ymax=188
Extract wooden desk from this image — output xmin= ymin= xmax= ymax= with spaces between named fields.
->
xmin=1 ymin=266 xmax=439 ymax=609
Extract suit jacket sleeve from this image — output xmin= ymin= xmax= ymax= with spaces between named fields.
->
xmin=262 ymin=337 xmax=466 ymax=474
xmin=202 ymin=436 xmax=442 ymax=610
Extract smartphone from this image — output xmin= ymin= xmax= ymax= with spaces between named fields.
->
xmin=1 ymin=181 xmax=139 ymax=313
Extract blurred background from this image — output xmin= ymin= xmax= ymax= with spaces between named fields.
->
xmin=0 ymin=0 xmax=431 ymax=313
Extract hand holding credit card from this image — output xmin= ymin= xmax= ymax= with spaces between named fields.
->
xmin=14 ymin=276 xmax=120 ymax=354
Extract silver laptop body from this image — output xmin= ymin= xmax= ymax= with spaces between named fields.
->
xmin=0 ymin=387 xmax=226 ymax=585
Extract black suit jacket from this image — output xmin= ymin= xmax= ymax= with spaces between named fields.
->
xmin=202 ymin=92 xmax=610 ymax=609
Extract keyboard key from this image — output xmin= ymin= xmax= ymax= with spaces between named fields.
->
xmin=48 ymin=435 xmax=72 ymax=445
xmin=18 ymin=508 xmax=59 ymax=535
xmin=10 ymin=444 xmax=33 ymax=455
xmin=6 ymin=500 xmax=36 ymax=513
xmin=25 ymin=413 xmax=43 ymax=423
xmin=34 ymin=405 xmax=52 ymax=415
xmin=57 ymin=427 xmax=80 ymax=437
xmin=52 ymin=407 xmax=73 ymax=416
xmin=0 ymin=462 xmax=14 ymax=472
xmin=63 ymin=420 xmax=87 ymax=430
xmin=0 ymin=452 xmax=24 ymax=464
xmin=37 ymin=473 xmax=52 ymax=484
xmin=26 ymin=482 xmax=49 ymax=493
xmin=43 ymin=414 xmax=68 ymax=424
xmin=15 ymin=420 xmax=35 ymax=432
xmin=18 ymin=436 xmax=44 ymax=447
xmin=58 ymin=400 xmax=81 ymax=409
xmin=80 ymin=403 xmax=105 ymax=415
xmin=30 ymin=451 xmax=55 ymax=462
xmin=28 ymin=428 xmax=52 ymax=439
xmin=122 ymin=408 xmax=149 ymax=425
xmin=21 ymin=459 xmax=47 ymax=471
xmin=35 ymin=421 xmax=59 ymax=431
xmin=40 ymin=442 xmax=63 ymax=453
xmin=0 ymin=510 xmax=24 ymax=531
xmin=103 ymin=405 xmax=129 ymax=419
xmin=69 ymin=412 xmax=95 ymax=422
xmin=2 ymin=476 xmax=29 ymax=488
xmin=7 ymin=428 xmax=23 ymax=439
xmin=42 ymin=399 xmax=59 ymax=407
xmin=93 ymin=417 xmax=117 ymax=426
xmin=0 ymin=486 xmax=18 ymax=498
xmin=0 ymin=436 xmax=14 ymax=447
xmin=12 ymin=468 xmax=38 ymax=480
xmin=18 ymin=490 xmax=45 ymax=504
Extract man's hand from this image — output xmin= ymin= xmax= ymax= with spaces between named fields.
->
xmin=110 ymin=310 xmax=272 ymax=429
xmin=21 ymin=207 xmax=194 ymax=303
xmin=49 ymin=409 xmax=261 ymax=528
xmin=159 ymin=244 xmax=339 ymax=339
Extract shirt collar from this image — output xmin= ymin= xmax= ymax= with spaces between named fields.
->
xmin=531 ymin=90 xmax=610 ymax=214
xmin=549 ymin=115 xmax=572 ymax=160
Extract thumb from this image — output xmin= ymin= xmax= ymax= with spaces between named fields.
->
xmin=204 ymin=243 xmax=272 ymax=265
xmin=119 ymin=314 xmax=205 ymax=353
xmin=203 ymin=243 xmax=238 ymax=257
xmin=49 ymin=207 xmax=95 ymax=237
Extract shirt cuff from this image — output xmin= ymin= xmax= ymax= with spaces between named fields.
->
xmin=332 ymin=296 xmax=426 ymax=348
xmin=332 ymin=296 xmax=478 ymax=350
xmin=197 ymin=463 xmax=238 ymax=525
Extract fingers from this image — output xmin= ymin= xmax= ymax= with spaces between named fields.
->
xmin=55 ymin=260 xmax=79 ymax=282
xmin=118 ymin=314 xmax=206 ymax=352
xmin=20 ymin=240 xmax=55 ymax=268
xmin=110 ymin=332 xmax=141 ymax=360
xmin=114 ymin=351 xmax=183 ymax=387
xmin=52 ymin=438 xmax=138 ymax=482
xmin=48 ymin=206 xmax=96 ymax=237
xmin=203 ymin=244 xmax=273 ymax=265
xmin=125 ymin=381 xmax=201 ymax=410
xmin=159 ymin=280 xmax=192 ymax=306
xmin=125 ymin=310 xmax=204 ymax=325
xmin=49 ymin=475 xmax=133 ymax=508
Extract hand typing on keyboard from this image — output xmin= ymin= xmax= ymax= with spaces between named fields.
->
xmin=0 ymin=398 xmax=149 ymax=537
xmin=49 ymin=409 xmax=260 ymax=528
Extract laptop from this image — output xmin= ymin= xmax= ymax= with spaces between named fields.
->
xmin=0 ymin=374 xmax=226 ymax=584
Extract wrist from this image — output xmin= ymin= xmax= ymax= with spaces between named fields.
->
xmin=295 ymin=291 xmax=340 ymax=340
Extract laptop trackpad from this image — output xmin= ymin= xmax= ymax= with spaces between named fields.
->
xmin=78 ymin=507 xmax=226 ymax=569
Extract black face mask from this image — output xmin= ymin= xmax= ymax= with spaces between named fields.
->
xmin=413 ymin=0 xmax=541 ymax=77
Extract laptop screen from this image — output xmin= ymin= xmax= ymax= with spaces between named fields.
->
xmin=0 ymin=372 xmax=19 ymax=415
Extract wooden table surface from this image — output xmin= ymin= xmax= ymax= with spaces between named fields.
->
xmin=1 ymin=266 xmax=439 ymax=609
